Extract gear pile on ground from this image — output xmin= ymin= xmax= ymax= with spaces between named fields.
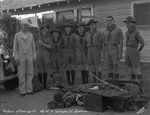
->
xmin=48 ymin=80 xmax=148 ymax=112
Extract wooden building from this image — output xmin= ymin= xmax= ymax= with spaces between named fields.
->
xmin=1 ymin=0 xmax=150 ymax=62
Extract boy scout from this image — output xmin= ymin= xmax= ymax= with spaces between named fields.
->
xmin=86 ymin=19 xmax=103 ymax=83
xmin=37 ymin=25 xmax=52 ymax=89
xmin=123 ymin=16 xmax=144 ymax=80
xmin=103 ymin=16 xmax=124 ymax=79
xmin=50 ymin=28 xmax=63 ymax=85
xmin=62 ymin=22 xmax=76 ymax=86
xmin=74 ymin=22 xmax=89 ymax=84
xmin=13 ymin=21 xmax=36 ymax=96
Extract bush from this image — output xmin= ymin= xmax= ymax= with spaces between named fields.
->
xmin=0 ymin=13 xmax=20 ymax=54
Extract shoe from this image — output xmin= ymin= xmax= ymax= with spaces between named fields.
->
xmin=27 ymin=92 xmax=34 ymax=95
xmin=43 ymin=85 xmax=48 ymax=89
xmin=21 ymin=93 xmax=26 ymax=96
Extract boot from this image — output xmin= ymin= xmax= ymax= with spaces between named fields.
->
xmin=114 ymin=73 xmax=119 ymax=79
xmin=92 ymin=71 xmax=97 ymax=83
xmin=50 ymin=74 xmax=55 ymax=85
xmin=137 ymin=74 xmax=142 ymax=79
xmin=43 ymin=73 xmax=47 ymax=89
xmin=97 ymin=71 xmax=102 ymax=83
xmin=108 ymin=73 xmax=113 ymax=79
xmin=131 ymin=74 xmax=136 ymax=80
xmin=66 ymin=71 xmax=71 ymax=85
xmin=71 ymin=70 xmax=75 ymax=86
xmin=81 ymin=70 xmax=86 ymax=84
xmin=137 ymin=74 xmax=143 ymax=89
xmin=85 ymin=70 xmax=89 ymax=84
xmin=38 ymin=73 xmax=43 ymax=86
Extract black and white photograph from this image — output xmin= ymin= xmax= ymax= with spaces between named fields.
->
xmin=0 ymin=0 xmax=150 ymax=115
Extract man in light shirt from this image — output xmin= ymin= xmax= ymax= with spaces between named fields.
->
xmin=13 ymin=20 xmax=36 ymax=96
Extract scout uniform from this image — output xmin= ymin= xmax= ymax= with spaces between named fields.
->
xmin=86 ymin=19 xmax=103 ymax=83
xmin=36 ymin=25 xmax=52 ymax=89
xmin=50 ymin=28 xmax=63 ymax=84
xmin=62 ymin=23 xmax=76 ymax=86
xmin=13 ymin=25 xmax=36 ymax=95
xmin=123 ymin=16 xmax=144 ymax=80
xmin=103 ymin=24 xmax=124 ymax=79
xmin=74 ymin=22 xmax=89 ymax=84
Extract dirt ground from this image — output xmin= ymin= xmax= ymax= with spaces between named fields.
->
xmin=0 ymin=62 xmax=150 ymax=115
xmin=1 ymin=87 xmax=150 ymax=115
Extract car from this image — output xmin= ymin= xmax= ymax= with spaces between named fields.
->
xmin=0 ymin=52 xmax=18 ymax=90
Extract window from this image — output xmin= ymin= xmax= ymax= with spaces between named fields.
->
xmin=56 ymin=10 xmax=74 ymax=21
xmin=133 ymin=2 xmax=150 ymax=26
xmin=42 ymin=12 xmax=54 ymax=24
xmin=77 ymin=7 xmax=93 ymax=22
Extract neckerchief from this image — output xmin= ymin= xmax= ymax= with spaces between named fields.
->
xmin=128 ymin=26 xmax=136 ymax=34
xmin=77 ymin=31 xmax=85 ymax=45
xmin=106 ymin=24 xmax=116 ymax=43
xmin=52 ymin=36 xmax=61 ymax=51
xmin=41 ymin=34 xmax=49 ymax=43
xmin=64 ymin=32 xmax=72 ymax=44
xmin=89 ymin=28 xmax=97 ymax=45
xmin=52 ymin=36 xmax=61 ymax=44
xmin=126 ymin=26 xmax=136 ymax=45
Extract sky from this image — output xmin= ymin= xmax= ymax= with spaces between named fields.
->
xmin=0 ymin=0 xmax=5 ymax=2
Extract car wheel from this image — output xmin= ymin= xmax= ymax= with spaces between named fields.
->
xmin=3 ymin=77 xmax=19 ymax=90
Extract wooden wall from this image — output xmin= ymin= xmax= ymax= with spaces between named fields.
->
xmin=10 ymin=0 xmax=150 ymax=62
xmin=93 ymin=0 xmax=150 ymax=63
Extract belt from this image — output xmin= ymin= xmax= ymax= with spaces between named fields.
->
xmin=126 ymin=45 xmax=138 ymax=48
xmin=51 ymin=51 xmax=62 ymax=53
xmin=105 ymin=44 xmax=118 ymax=47
xmin=64 ymin=46 xmax=75 ymax=49
xmin=88 ymin=44 xmax=101 ymax=47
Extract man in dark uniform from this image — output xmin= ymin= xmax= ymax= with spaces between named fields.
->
xmin=62 ymin=22 xmax=76 ymax=86
xmin=86 ymin=19 xmax=103 ymax=83
xmin=103 ymin=16 xmax=124 ymax=79
xmin=123 ymin=16 xmax=144 ymax=80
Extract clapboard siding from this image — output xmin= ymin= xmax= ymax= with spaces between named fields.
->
xmin=93 ymin=0 xmax=150 ymax=62
xmin=8 ymin=0 xmax=150 ymax=62
xmin=94 ymin=0 xmax=131 ymax=28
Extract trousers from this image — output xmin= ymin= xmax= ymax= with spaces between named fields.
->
xmin=18 ymin=54 xmax=34 ymax=94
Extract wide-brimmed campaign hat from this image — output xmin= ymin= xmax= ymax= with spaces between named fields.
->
xmin=50 ymin=28 xmax=60 ymax=33
xmin=40 ymin=25 xmax=49 ymax=31
xmin=123 ymin=16 xmax=136 ymax=23
xmin=86 ymin=19 xmax=98 ymax=25
xmin=63 ymin=22 xmax=73 ymax=28
xmin=76 ymin=22 xmax=85 ymax=28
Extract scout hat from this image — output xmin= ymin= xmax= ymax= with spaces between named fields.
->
xmin=86 ymin=19 xmax=98 ymax=25
xmin=63 ymin=22 xmax=73 ymax=28
xmin=40 ymin=25 xmax=49 ymax=31
xmin=50 ymin=28 xmax=60 ymax=34
xmin=123 ymin=16 xmax=136 ymax=23
xmin=76 ymin=22 xmax=85 ymax=28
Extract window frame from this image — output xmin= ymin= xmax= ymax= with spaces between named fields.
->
xmin=77 ymin=7 xmax=93 ymax=22
xmin=131 ymin=0 xmax=150 ymax=28
xmin=56 ymin=9 xmax=74 ymax=21
xmin=42 ymin=12 xmax=54 ymax=24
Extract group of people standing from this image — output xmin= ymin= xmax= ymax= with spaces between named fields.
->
xmin=13 ymin=15 xmax=144 ymax=96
